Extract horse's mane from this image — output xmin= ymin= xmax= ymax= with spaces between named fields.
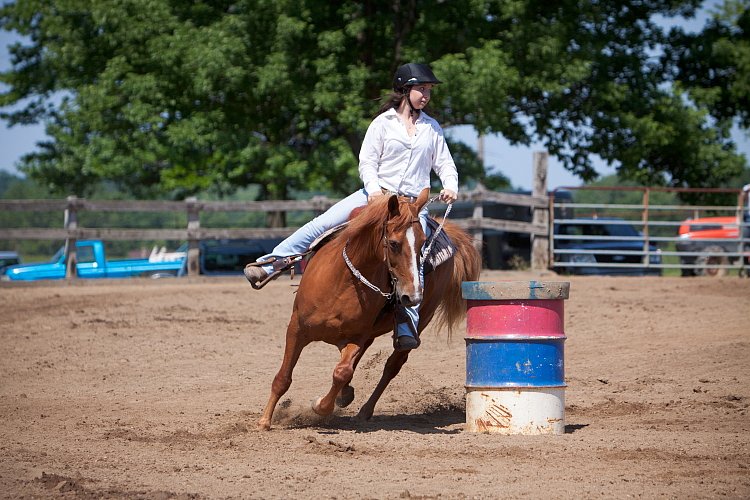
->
xmin=337 ymin=195 xmax=414 ymax=263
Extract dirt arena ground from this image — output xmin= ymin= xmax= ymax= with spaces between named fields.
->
xmin=1 ymin=270 xmax=749 ymax=499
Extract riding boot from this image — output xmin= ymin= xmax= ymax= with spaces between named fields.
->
xmin=393 ymin=304 xmax=420 ymax=352
xmin=244 ymin=256 xmax=300 ymax=290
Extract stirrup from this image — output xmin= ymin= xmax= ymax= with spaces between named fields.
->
xmin=244 ymin=256 xmax=301 ymax=290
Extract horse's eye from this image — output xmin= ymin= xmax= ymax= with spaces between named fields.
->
xmin=388 ymin=240 xmax=401 ymax=253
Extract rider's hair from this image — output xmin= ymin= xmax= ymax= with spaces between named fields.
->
xmin=374 ymin=91 xmax=406 ymax=117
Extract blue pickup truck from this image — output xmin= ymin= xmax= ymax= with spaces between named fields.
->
xmin=2 ymin=240 xmax=186 ymax=281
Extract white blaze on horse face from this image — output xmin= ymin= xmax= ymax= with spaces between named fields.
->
xmin=405 ymin=226 xmax=422 ymax=300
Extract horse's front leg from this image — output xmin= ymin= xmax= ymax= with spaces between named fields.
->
xmin=258 ymin=316 xmax=308 ymax=431
xmin=356 ymin=350 xmax=410 ymax=420
xmin=336 ymin=338 xmax=374 ymax=408
xmin=312 ymin=342 xmax=362 ymax=416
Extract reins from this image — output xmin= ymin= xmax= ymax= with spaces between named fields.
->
xmin=342 ymin=194 xmax=452 ymax=300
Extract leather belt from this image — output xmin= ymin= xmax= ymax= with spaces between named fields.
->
xmin=381 ymin=188 xmax=417 ymax=203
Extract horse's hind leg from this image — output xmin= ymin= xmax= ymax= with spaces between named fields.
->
xmin=312 ymin=342 xmax=363 ymax=416
xmin=336 ymin=339 xmax=373 ymax=408
xmin=356 ymin=350 xmax=410 ymax=420
xmin=257 ymin=318 xmax=309 ymax=431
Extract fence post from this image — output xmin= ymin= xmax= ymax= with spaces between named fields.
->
xmin=186 ymin=197 xmax=201 ymax=276
xmin=64 ymin=195 xmax=79 ymax=279
xmin=642 ymin=189 xmax=651 ymax=267
xmin=531 ymin=151 xmax=549 ymax=271
xmin=471 ymin=183 xmax=485 ymax=256
xmin=740 ymin=188 xmax=749 ymax=275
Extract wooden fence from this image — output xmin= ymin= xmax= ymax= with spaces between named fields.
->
xmin=0 ymin=153 xmax=551 ymax=278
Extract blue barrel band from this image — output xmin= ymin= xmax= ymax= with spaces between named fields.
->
xmin=465 ymin=338 xmax=565 ymax=387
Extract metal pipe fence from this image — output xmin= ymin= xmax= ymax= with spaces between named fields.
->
xmin=550 ymin=186 xmax=749 ymax=277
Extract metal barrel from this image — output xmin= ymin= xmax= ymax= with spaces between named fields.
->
xmin=462 ymin=281 xmax=570 ymax=435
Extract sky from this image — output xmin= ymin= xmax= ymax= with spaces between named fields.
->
xmin=1 ymin=2 xmax=748 ymax=191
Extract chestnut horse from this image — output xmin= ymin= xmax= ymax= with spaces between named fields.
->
xmin=257 ymin=188 xmax=481 ymax=430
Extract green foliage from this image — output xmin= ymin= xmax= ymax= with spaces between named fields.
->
xmin=0 ymin=172 xmax=69 ymax=258
xmin=0 ymin=0 xmax=748 ymax=199
xmin=667 ymin=0 xmax=750 ymax=129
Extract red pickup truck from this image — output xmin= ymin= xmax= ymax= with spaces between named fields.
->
xmin=677 ymin=216 xmax=748 ymax=276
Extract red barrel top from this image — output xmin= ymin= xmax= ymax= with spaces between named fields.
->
xmin=462 ymin=281 xmax=570 ymax=339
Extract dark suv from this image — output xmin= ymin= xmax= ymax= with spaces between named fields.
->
xmin=553 ymin=218 xmax=662 ymax=276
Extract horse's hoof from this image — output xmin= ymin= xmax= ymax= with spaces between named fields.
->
xmin=355 ymin=407 xmax=374 ymax=421
xmin=336 ymin=386 xmax=355 ymax=408
xmin=257 ymin=420 xmax=272 ymax=431
xmin=312 ymin=396 xmax=337 ymax=416
xmin=311 ymin=396 xmax=329 ymax=416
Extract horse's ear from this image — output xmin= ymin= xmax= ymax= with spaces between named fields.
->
xmin=387 ymin=194 xmax=400 ymax=218
xmin=416 ymin=187 xmax=430 ymax=211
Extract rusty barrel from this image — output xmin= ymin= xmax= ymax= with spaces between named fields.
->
xmin=462 ymin=281 xmax=570 ymax=434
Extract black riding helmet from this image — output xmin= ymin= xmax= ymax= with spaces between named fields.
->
xmin=392 ymin=63 xmax=442 ymax=93
xmin=392 ymin=63 xmax=442 ymax=116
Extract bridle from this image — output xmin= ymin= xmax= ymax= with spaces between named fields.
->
xmin=342 ymin=194 xmax=451 ymax=302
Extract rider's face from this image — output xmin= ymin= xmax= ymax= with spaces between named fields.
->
xmin=408 ymin=84 xmax=433 ymax=109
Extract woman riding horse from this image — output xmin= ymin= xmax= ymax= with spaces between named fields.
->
xmin=254 ymin=188 xmax=481 ymax=430
xmin=244 ymin=63 xmax=459 ymax=352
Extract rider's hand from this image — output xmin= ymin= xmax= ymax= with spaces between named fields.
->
xmin=439 ymin=189 xmax=457 ymax=203
xmin=368 ymin=191 xmax=385 ymax=203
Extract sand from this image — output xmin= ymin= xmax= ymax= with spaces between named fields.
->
xmin=1 ymin=270 xmax=749 ymax=498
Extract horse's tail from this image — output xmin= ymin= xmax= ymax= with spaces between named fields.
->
xmin=433 ymin=221 xmax=482 ymax=338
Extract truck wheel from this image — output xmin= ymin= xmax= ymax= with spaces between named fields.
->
xmin=680 ymin=266 xmax=695 ymax=277
xmin=678 ymin=256 xmax=696 ymax=276
xmin=695 ymin=245 xmax=729 ymax=277
xmin=145 ymin=271 xmax=177 ymax=279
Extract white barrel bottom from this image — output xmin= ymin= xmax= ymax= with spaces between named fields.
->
xmin=465 ymin=387 xmax=565 ymax=435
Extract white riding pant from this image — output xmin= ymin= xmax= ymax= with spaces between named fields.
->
xmin=258 ymin=188 xmax=429 ymax=338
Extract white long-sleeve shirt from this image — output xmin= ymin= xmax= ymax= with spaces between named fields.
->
xmin=358 ymin=108 xmax=459 ymax=198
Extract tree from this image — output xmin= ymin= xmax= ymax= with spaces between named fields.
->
xmin=666 ymin=0 xmax=750 ymax=130
xmin=429 ymin=0 xmax=747 ymax=188
xmin=441 ymin=139 xmax=511 ymax=191
xmin=1 ymin=0 xmax=748 ymax=201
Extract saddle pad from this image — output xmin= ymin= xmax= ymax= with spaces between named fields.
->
xmin=309 ymin=222 xmax=348 ymax=252
xmin=423 ymin=218 xmax=455 ymax=274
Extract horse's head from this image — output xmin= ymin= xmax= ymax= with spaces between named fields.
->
xmin=382 ymin=188 xmax=430 ymax=306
